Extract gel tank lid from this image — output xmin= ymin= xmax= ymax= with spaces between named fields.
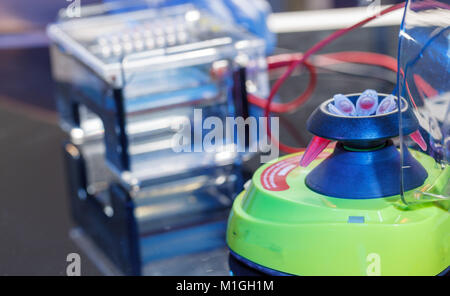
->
xmin=47 ymin=3 xmax=264 ymax=87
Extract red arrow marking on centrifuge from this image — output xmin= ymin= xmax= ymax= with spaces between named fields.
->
xmin=410 ymin=129 xmax=427 ymax=151
xmin=261 ymin=150 xmax=332 ymax=192
xmin=261 ymin=155 xmax=302 ymax=191
xmin=300 ymin=136 xmax=332 ymax=167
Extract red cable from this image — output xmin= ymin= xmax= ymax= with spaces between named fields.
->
xmin=249 ymin=51 xmax=399 ymax=113
xmin=247 ymin=60 xmax=317 ymax=113
xmin=320 ymin=51 xmax=398 ymax=72
xmin=260 ymin=2 xmax=406 ymax=153
xmin=256 ymin=51 xmax=400 ymax=153
xmin=264 ymin=3 xmax=405 ymax=117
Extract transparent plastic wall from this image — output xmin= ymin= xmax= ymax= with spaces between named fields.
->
xmin=48 ymin=2 xmax=269 ymax=188
xmin=48 ymin=3 xmax=270 ymax=265
xmin=398 ymin=0 xmax=449 ymax=203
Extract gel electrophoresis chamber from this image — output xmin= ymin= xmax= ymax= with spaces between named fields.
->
xmin=47 ymin=2 xmax=269 ymax=275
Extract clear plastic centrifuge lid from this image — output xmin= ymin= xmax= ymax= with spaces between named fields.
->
xmin=397 ymin=0 xmax=449 ymax=204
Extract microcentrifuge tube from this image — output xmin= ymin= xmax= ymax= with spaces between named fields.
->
xmin=376 ymin=95 xmax=397 ymax=115
xmin=333 ymin=94 xmax=356 ymax=116
xmin=356 ymin=89 xmax=378 ymax=116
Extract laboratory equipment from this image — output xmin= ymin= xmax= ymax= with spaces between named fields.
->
xmin=47 ymin=2 xmax=269 ymax=275
xmin=104 ymin=0 xmax=276 ymax=53
xmin=226 ymin=0 xmax=449 ymax=277
xmin=397 ymin=0 xmax=450 ymax=203
xmin=227 ymin=92 xmax=449 ymax=275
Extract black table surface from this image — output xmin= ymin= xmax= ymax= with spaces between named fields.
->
xmin=0 ymin=26 xmax=399 ymax=275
